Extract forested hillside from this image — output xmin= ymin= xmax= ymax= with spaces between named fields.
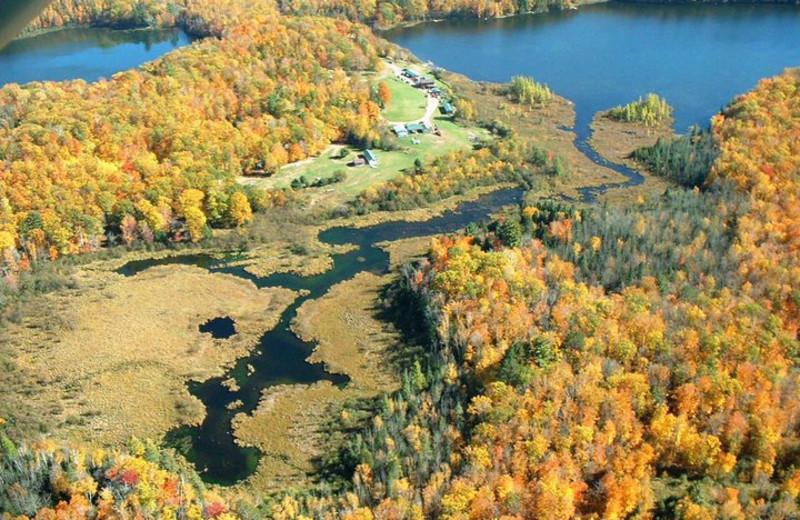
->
xmin=349 ymin=68 xmax=800 ymax=519
xmin=0 ymin=0 xmax=382 ymax=265
xmin=2 ymin=0 xmax=800 ymax=518
xmin=276 ymin=0 xmax=800 ymax=28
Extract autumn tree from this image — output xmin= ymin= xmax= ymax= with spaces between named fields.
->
xmin=377 ymin=81 xmax=392 ymax=108
xmin=228 ymin=192 xmax=253 ymax=227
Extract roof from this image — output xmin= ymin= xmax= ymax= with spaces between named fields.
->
xmin=403 ymin=68 xmax=420 ymax=77
xmin=364 ymin=149 xmax=378 ymax=162
xmin=406 ymin=123 xmax=427 ymax=132
xmin=441 ymin=102 xmax=455 ymax=114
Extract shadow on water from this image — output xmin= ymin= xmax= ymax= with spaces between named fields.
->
xmin=118 ymin=189 xmax=525 ymax=484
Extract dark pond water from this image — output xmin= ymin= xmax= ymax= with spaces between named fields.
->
xmin=386 ymin=3 xmax=800 ymax=199
xmin=119 ymin=188 xmax=525 ymax=484
xmin=0 ymin=27 xmax=191 ymax=86
xmin=200 ymin=317 xmax=237 ymax=339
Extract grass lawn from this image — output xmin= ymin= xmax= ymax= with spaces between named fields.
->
xmin=382 ymin=77 xmax=428 ymax=122
xmin=244 ymin=116 xmax=491 ymax=208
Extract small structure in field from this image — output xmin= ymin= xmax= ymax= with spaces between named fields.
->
xmin=392 ymin=123 xmax=409 ymax=138
xmin=402 ymin=68 xmax=420 ymax=80
xmin=440 ymin=102 xmax=456 ymax=116
xmin=406 ymin=123 xmax=430 ymax=134
xmin=363 ymin=149 xmax=379 ymax=167
xmin=352 ymin=156 xmax=366 ymax=167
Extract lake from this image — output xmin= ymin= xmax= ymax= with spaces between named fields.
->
xmin=386 ymin=4 xmax=800 ymax=133
xmin=0 ymin=27 xmax=191 ymax=86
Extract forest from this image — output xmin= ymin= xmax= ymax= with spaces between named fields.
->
xmin=0 ymin=0 xmax=383 ymax=268
xmin=2 ymin=0 xmax=800 ymax=518
xmin=606 ymin=94 xmax=671 ymax=127
xmin=0 ymin=4 xmax=798 ymax=508
xmin=338 ymin=69 xmax=800 ymax=520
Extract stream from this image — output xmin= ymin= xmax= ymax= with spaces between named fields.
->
xmin=118 ymin=188 xmax=528 ymax=484
xmin=114 ymin=2 xmax=800 ymax=485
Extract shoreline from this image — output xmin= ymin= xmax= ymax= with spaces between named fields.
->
xmin=15 ymin=21 xmax=167 ymax=41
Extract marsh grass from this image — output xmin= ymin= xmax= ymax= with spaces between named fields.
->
xmin=2 ymin=264 xmax=297 ymax=447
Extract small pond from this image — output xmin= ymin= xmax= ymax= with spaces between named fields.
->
xmin=200 ymin=317 xmax=237 ymax=339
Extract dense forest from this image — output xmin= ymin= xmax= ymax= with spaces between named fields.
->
xmin=339 ymin=69 xmax=800 ymax=520
xmin=346 ymin=139 xmax=564 ymax=215
xmin=277 ymin=0 xmax=800 ymax=28
xmin=0 ymin=0 xmax=574 ymax=286
xmin=0 ymin=9 xmax=800 ymax=520
xmin=606 ymin=93 xmax=672 ymax=127
xmin=632 ymin=126 xmax=718 ymax=188
xmin=0 ymin=0 xmax=383 ymax=268
xmin=2 ymin=0 xmax=800 ymax=518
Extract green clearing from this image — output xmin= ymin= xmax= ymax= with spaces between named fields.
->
xmin=382 ymin=77 xmax=428 ymax=122
xmin=247 ymin=117 xmax=489 ymax=206
xmin=238 ymin=61 xmax=490 ymax=208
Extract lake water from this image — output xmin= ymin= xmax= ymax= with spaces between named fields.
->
xmin=0 ymin=27 xmax=191 ymax=86
xmin=386 ymin=4 xmax=800 ymax=133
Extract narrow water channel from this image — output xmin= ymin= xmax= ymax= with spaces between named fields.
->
xmin=118 ymin=122 xmax=650 ymax=483
xmin=118 ymin=189 xmax=526 ymax=484
xmin=114 ymin=1 xmax=800 ymax=485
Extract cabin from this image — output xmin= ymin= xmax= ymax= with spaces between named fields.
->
xmin=430 ymin=87 xmax=443 ymax=97
xmin=416 ymin=78 xmax=436 ymax=89
xmin=392 ymin=123 xmax=409 ymax=138
xmin=406 ymin=123 xmax=429 ymax=134
xmin=402 ymin=68 xmax=420 ymax=80
xmin=440 ymin=102 xmax=456 ymax=116
xmin=364 ymin=149 xmax=379 ymax=167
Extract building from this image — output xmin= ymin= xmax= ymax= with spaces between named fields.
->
xmin=402 ymin=68 xmax=420 ymax=80
xmin=406 ymin=123 xmax=429 ymax=134
xmin=416 ymin=78 xmax=436 ymax=89
xmin=440 ymin=102 xmax=455 ymax=116
xmin=392 ymin=123 xmax=409 ymax=138
xmin=364 ymin=149 xmax=379 ymax=167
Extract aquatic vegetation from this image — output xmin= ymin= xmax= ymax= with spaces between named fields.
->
xmin=606 ymin=93 xmax=672 ymax=127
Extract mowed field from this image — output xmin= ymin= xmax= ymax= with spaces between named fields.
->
xmin=381 ymin=75 xmax=428 ymax=122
